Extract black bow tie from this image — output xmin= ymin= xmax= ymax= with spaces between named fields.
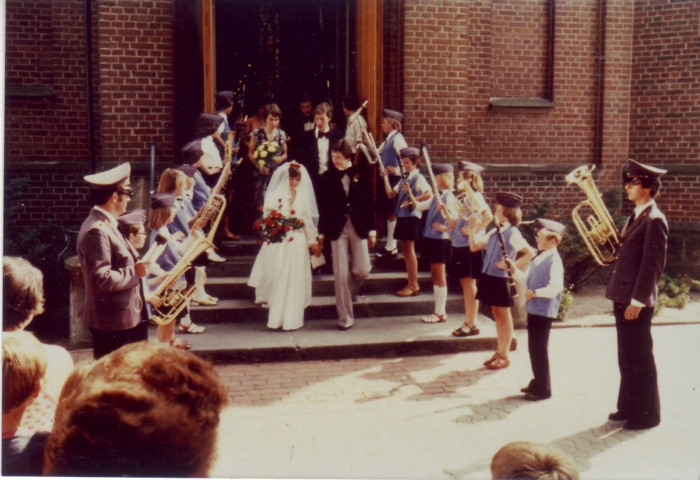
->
xmin=317 ymin=131 xmax=331 ymax=139
xmin=343 ymin=167 xmax=354 ymax=177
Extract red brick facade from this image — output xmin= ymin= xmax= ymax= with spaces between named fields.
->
xmin=4 ymin=0 xmax=699 ymax=271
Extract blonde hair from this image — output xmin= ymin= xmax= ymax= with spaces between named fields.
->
xmin=491 ymin=441 xmax=579 ymax=480
xmin=45 ymin=342 xmax=227 ymax=477
xmin=157 ymin=168 xmax=187 ymax=195
xmin=384 ymin=116 xmax=402 ymax=132
xmin=3 ymin=331 xmax=47 ymax=413
xmin=437 ymin=172 xmax=455 ymax=191
xmin=3 ymin=256 xmax=45 ymax=331
xmin=459 ymin=170 xmax=485 ymax=193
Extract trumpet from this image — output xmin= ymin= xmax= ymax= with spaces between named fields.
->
xmin=149 ymin=230 xmax=213 ymax=325
xmin=566 ymin=164 xmax=620 ymax=266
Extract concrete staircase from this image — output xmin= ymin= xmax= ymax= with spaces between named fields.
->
xmin=175 ymin=237 xmax=510 ymax=363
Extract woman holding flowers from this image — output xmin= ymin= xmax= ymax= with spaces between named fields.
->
xmin=247 ymin=103 xmax=289 ymax=213
xmin=248 ymin=162 xmax=321 ymax=330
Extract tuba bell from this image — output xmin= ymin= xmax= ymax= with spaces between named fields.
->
xmin=565 ymin=164 xmax=620 ymax=266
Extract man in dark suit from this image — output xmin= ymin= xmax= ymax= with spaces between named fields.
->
xmin=300 ymin=101 xmax=344 ymax=195
xmin=77 ymin=163 xmax=150 ymax=359
xmin=605 ymin=159 xmax=668 ymax=430
xmin=318 ymin=139 xmax=377 ymax=330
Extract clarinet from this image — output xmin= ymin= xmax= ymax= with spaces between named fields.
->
xmin=494 ymin=221 xmax=518 ymax=298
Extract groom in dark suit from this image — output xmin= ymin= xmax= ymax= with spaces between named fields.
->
xmin=605 ymin=159 xmax=668 ymax=430
xmin=318 ymin=139 xmax=377 ymax=330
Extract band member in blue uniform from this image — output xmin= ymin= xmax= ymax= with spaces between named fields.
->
xmin=381 ymin=146 xmax=432 ymax=297
xmin=509 ymin=218 xmax=566 ymax=400
xmin=605 ymin=159 xmax=668 ymax=430
xmin=468 ymin=192 xmax=534 ymax=370
xmin=374 ymin=109 xmax=408 ymax=259
xmin=415 ymin=163 xmax=458 ymax=324
xmin=450 ymin=161 xmax=493 ymax=337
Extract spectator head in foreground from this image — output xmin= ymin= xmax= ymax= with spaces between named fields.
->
xmin=491 ymin=441 xmax=579 ymax=480
xmin=3 ymin=256 xmax=45 ymax=331
xmin=44 ymin=342 xmax=228 ymax=477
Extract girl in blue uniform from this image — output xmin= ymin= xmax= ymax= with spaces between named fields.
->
xmin=508 ymin=219 xmax=565 ymax=400
xmin=450 ymin=161 xmax=493 ymax=337
xmin=468 ymin=192 xmax=535 ymax=370
xmin=380 ymin=147 xmax=432 ymax=297
xmin=416 ymin=163 xmax=458 ymax=323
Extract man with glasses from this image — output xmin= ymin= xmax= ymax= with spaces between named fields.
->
xmin=605 ymin=159 xmax=668 ymax=430
xmin=77 ymin=163 xmax=150 ymax=359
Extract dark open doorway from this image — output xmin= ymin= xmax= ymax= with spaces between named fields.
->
xmin=214 ymin=0 xmax=356 ymax=127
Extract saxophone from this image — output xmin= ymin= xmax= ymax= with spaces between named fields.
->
xmin=149 ymin=230 xmax=214 ymax=326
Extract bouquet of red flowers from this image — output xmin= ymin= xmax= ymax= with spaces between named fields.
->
xmin=253 ymin=199 xmax=304 ymax=244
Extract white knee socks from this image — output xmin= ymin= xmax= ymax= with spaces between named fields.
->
xmin=434 ymin=285 xmax=447 ymax=316
xmin=385 ymin=220 xmax=397 ymax=251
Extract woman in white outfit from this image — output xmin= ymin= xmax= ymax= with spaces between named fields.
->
xmin=248 ymin=162 xmax=321 ymax=330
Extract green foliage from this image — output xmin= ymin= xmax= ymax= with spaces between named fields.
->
xmin=655 ymin=273 xmax=696 ymax=315
xmin=523 ymin=188 xmax=626 ymax=291
xmin=3 ymin=178 xmax=71 ymax=315
xmin=557 ymin=287 xmax=574 ymax=321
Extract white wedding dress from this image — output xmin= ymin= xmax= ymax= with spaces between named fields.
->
xmin=248 ymin=163 xmax=319 ymax=330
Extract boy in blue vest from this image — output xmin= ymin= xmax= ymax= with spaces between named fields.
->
xmin=508 ymin=218 xmax=565 ymax=400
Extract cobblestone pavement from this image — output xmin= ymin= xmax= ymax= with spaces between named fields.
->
xmin=209 ymin=323 xmax=700 ymax=479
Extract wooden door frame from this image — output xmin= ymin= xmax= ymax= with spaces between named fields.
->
xmin=200 ymin=0 xmax=383 ymax=128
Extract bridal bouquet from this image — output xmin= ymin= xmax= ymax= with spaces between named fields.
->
xmin=254 ymin=199 xmax=304 ymax=244
xmin=253 ymin=140 xmax=282 ymax=169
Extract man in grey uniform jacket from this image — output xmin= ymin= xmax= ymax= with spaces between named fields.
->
xmin=77 ymin=162 xmax=149 ymax=359
xmin=605 ymin=159 xmax=668 ymax=430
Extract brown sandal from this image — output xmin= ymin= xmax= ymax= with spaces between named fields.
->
xmin=487 ymin=355 xmax=510 ymax=370
xmin=452 ymin=324 xmax=480 ymax=337
xmin=483 ymin=352 xmax=500 ymax=367
xmin=396 ymin=286 xmax=420 ymax=297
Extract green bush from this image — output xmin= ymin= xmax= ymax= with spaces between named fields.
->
xmin=557 ymin=287 xmax=574 ymax=321
xmin=655 ymin=273 xmax=698 ymax=315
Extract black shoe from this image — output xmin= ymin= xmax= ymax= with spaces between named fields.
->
xmin=524 ymin=392 xmax=551 ymax=401
xmin=623 ymin=418 xmax=660 ymax=430
xmin=608 ymin=411 xmax=629 ymax=421
xmin=375 ymin=247 xmax=398 ymax=259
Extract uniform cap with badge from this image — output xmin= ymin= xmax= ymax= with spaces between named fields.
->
xmin=83 ymin=162 xmax=132 ymax=193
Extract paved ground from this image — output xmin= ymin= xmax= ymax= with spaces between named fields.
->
xmin=205 ymin=322 xmax=700 ymax=479
xmin=67 ymin=287 xmax=700 ymax=479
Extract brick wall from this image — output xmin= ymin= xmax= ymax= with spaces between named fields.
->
xmin=5 ymin=0 xmax=90 ymax=163
xmin=629 ymin=0 xmax=700 ymax=225
xmin=5 ymin=0 xmax=176 ymax=228
xmin=400 ymin=0 xmax=635 ymax=214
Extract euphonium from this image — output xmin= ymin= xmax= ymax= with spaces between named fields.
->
xmin=566 ymin=164 xmax=620 ymax=266
xmin=150 ymin=230 xmax=213 ymax=325
xmin=455 ymin=180 xmax=482 ymax=221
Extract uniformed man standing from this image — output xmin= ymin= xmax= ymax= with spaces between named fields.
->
xmin=77 ymin=163 xmax=149 ymax=359
xmin=605 ymin=159 xmax=668 ymax=430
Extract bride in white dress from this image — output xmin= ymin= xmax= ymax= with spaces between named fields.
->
xmin=248 ymin=162 xmax=321 ymax=330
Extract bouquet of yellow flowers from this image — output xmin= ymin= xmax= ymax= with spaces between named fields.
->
xmin=253 ymin=140 xmax=282 ymax=169
xmin=253 ymin=198 xmax=304 ymax=244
